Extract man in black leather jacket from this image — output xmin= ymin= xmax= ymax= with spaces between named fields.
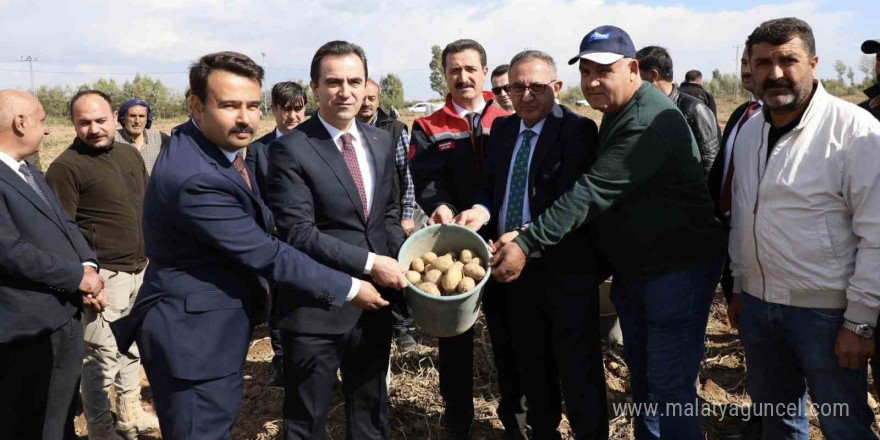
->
xmin=637 ymin=46 xmax=720 ymax=176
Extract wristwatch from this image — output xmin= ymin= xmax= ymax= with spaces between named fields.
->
xmin=842 ymin=320 xmax=874 ymax=339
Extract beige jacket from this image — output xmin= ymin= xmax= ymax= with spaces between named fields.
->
xmin=729 ymin=82 xmax=880 ymax=326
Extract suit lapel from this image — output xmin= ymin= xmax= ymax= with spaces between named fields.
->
xmin=187 ymin=122 xmax=262 ymax=209
xmin=0 ymin=163 xmax=65 ymax=230
xmin=303 ymin=118 xmax=368 ymax=225
xmin=494 ymin=117 xmax=520 ymax=210
xmin=358 ymin=122 xmax=385 ymax=227
xmin=527 ymin=110 xmax=562 ymax=194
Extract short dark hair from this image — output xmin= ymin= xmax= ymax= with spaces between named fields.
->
xmin=271 ymin=82 xmax=307 ymax=109
xmin=310 ymin=41 xmax=368 ymax=83
xmin=747 ymin=17 xmax=816 ymax=58
xmin=684 ymin=70 xmax=702 ymax=82
xmin=69 ymin=89 xmax=112 ymax=118
xmin=442 ymin=39 xmax=487 ymax=71
xmin=636 ymin=46 xmax=674 ymax=82
xmin=491 ymin=64 xmax=509 ymax=79
xmin=189 ymin=51 xmax=264 ymax=104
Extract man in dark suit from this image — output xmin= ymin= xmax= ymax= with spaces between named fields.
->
xmin=0 ymin=90 xmax=107 ymax=440
xmin=706 ymin=46 xmax=763 ymax=440
xmin=453 ymin=50 xmax=607 ymax=440
xmin=245 ymin=80 xmax=308 ymax=387
xmin=246 ymin=81 xmax=308 ymax=197
xmin=110 ymin=52 xmax=388 ymax=440
xmin=264 ymin=41 xmax=407 ymax=440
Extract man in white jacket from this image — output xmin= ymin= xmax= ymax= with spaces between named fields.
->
xmin=728 ymin=17 xmax=880 ymax=440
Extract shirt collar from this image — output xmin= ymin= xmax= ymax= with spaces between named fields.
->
xmin=0 ymin=150 xmax=25 ymax=174
xmin=275 ymin=127 xmax=284 ymax=139
xmin=317 ymin=111 xmax=362 ymax=146
xmin=519 ymin=116 xmax=547 ymax=137
xmin=451 ymin=98 xmax=487 ymax=119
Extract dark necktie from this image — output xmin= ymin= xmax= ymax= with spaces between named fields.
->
xmin=720 ymin=101 xmax=761 ymax=215
xmin=19 ymin=163 xmax=53 ymax=211
xmin=504 ymin=130 xmax=536 ymax=232
xmin=232 ymin=154 xmax=253 ymax=192
xmin=465 ymin=112 xmax=482 ymax=138
xmin=340 ymin=133 xmax=369 ymax=220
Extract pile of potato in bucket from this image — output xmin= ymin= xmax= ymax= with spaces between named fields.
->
xmin=405 ymin=249 xmax=487 ymax=296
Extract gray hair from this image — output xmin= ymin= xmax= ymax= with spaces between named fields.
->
xmin=509 ymin=50 xmax=557 ymax=79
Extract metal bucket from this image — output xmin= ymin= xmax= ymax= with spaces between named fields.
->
xmin=397 ymin=224 xmax=491 ymax=338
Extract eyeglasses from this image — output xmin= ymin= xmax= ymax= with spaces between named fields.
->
xmin=509 ymin=81 xmax=558 ymax=96
xmin=491 ymin=85 xmax=510 ymax=95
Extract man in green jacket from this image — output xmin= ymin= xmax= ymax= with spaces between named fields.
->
xmin=491 ymin=25 xmax=724 ymax=440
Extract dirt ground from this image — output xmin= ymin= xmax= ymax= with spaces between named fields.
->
xmin=49 ymin=94 xmax=877 ymax=439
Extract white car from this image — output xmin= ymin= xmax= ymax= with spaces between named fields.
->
xmin=408 ymin=102 xmax=433 ymax=114
xmin=575 ymin=99 xmax=590 ymax=107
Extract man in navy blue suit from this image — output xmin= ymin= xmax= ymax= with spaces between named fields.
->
xmin=265 ymin=40 xmax=407 ymax=440
xmin=0 ymin=90 xmax=107 ymax=440
xmin=111 ymin=52 xmax=388 ymax=440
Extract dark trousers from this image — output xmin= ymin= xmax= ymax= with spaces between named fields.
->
xmin=269 ymin=291 xmax=283 ymax=369
xmin=505 ymin=263 xmax=608 ymax=440
xmin=144 ymin=359 xmax=243 ymax=440
xmin=438 ymin=283 xmax=527 ymax=431
xmin=281 ymin=309 xmax=392 ymax=440
xmin=0 ymin=314 xmax=83 ymax=440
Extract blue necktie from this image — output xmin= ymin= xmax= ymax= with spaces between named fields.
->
xmin=19 ymin=163 xmax=53 ymax=211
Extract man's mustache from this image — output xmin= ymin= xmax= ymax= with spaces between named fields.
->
xmin=762 ymin=78 xmax=793 ymax=91
xmin=229 ymin=125 xmax=254 ymax=135
xmin=455 ymin=82 xmax=475 ymax=90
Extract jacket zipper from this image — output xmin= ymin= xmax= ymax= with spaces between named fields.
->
xmin=752 ymin=122 xmax=768 ymax=300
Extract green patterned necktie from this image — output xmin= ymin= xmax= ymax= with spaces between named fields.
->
xmin=504 ymin=129 xmax=536 ymax=232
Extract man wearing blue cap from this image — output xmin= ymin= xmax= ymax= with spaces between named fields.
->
xmin=115 ymin=99 xmax=170 ymax=174
xmin=492 ymin=25 xmax=724 ymax=440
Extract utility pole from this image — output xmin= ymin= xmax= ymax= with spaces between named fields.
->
xmin=733 ymin=44 xmax=742 ymax=100
xmin=261 ymin=52 xmax=267 ymax=114
xmin=20 ymin=55 xmax=37 ymax=92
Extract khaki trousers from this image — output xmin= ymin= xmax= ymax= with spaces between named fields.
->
xmin=81 ymin=268 xmax=144 ymax=422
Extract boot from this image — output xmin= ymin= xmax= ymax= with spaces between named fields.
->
xmin=87 ymin=412 xmax=124 ymax=440
xmin=116 ymin=393 xmax=160 ymax=439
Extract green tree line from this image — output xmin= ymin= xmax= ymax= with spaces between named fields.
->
xmin=34 ymin=74 xmax=188 ymax=119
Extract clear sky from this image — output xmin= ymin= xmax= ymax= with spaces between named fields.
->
xmin=1 ymin=0 xmax=877 ymax=101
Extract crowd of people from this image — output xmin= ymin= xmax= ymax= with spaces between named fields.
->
xmin=1 ymin=14 xmax=879 ymax=440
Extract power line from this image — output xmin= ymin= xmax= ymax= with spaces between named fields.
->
xmin=19 ymin=56 xmax=37 ymax=92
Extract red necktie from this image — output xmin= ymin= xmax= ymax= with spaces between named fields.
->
xmin=720 ymin=101 xmax=761 ymax=215
xmin=232 ymin=154 xmax=253 ymax=192
xmin=340 ymin=133 xmax=369 ymax=220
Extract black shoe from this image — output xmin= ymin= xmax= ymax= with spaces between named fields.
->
xmin=268 ymin=365 xmax=284 ymax=388
xmin=721 ymin=415 xmax=762 ymax=440
xmin=396 ymin=333 xmax=417 ymax=354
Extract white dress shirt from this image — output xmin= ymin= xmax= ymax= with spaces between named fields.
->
xmin=275 ymin=127 xmax=284 ymax=139
xmin=496 ymin=117 xmax=546 ymax=236
xmin=452 ymin=98 xmax=487 ymax=128
xmin=721 ymin=99 xmax=762 ymax=188
xmin=317 ymin=113 xmax=380 ymax=301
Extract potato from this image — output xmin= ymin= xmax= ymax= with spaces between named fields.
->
xmin=421 ymin=252 xmax=438 ymax=264
xmin=418 ymin=282 xmax=441 ymax=296
xmin=457 ymin=277 xmax=476 ymax=293
xmin=453 ymin=261 xmax=465 ymax=270
xmin=441 ymin=267 xmax=463 ymax=293
xmin=423 ymin=269 xmax=443 ymax=284
xmin=460 ymin=249 xmax=474 ymax=264
xmin=463 ymin=263 xmax=486 ymax=281
xmin=469 ymin=257 xmax=481 ymax=267
xmin=443 ymin=251 xmax=458 ymax=260
xmin=410 ymin=258 xmax=425 ymax=273
xmin=432 ymin=257 xmax=453 ymax=273
xmin=405 ymin=271 xmax=421 ymax=284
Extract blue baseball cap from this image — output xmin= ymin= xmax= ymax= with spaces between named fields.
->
xmin=568 ymin=25 xmax=637 ymax=65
